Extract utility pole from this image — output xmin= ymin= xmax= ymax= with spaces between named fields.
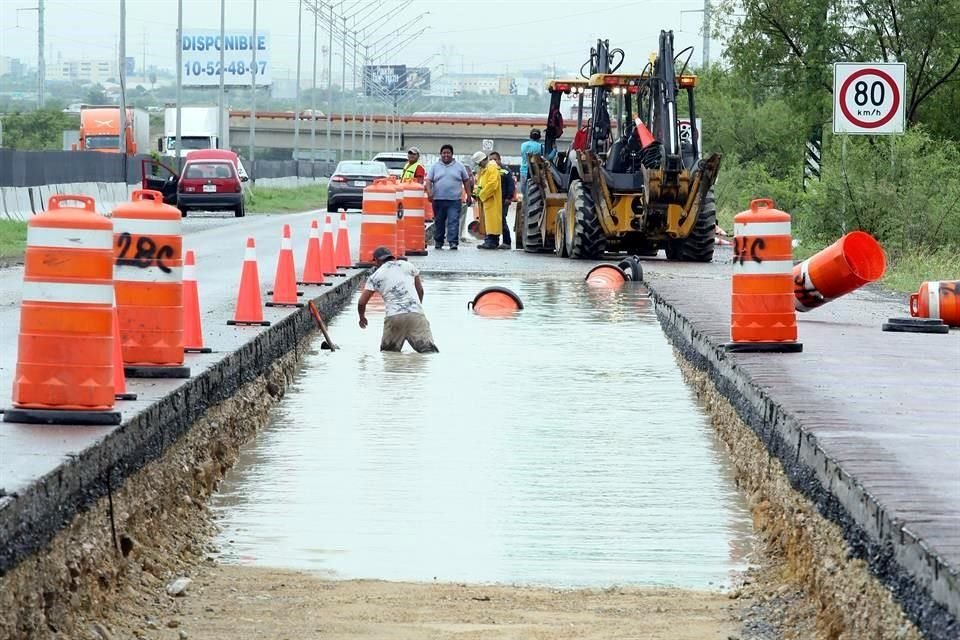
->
xmin=362 ymin=44 xmax=369 ymax=157
xmin=310 ymin=6 xmax=318 ymax=163
xmin=249 ymin=0 xmax=258 ymax=184
xmin=339 ymin=15 xmax=346 ymax=159
xmin=218 ymin=0 xmax=226 ymax=151
xmin=326 ymin=3 xmax=333 ymax=157
xmin=293 ymin=0 xmax=303 ymax=163
xmin=703 ymin=0 xmax=711 ymax=68
xmin=175 ymin=0 xmax=183 ymax=165
xmin=351 ymin=38 xmax=358 ymax=159
xmin=38 ymin=0 xmax=44 ymax=108
xmin=118 ymin=0 xmax=127 ymax=157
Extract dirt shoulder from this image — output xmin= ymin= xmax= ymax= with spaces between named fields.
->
xmin=120 ymin=563 xmax=749 ymax=640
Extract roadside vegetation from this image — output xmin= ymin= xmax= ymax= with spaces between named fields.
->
xmin=0 ymin=221 xmax=27 ymax=259
xmin=704 ymin=0 xmax=960 ymax=292
xmin=245 ymin=184 xmax=328 ymax=214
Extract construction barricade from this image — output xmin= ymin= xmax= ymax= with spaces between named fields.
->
xmin=358 ymin=179 xmax=398 ymax=266
xmin=5 ymin=195 xmax=121 ymax=425
xmin=113 ymin=189 xmax=189 ymax=378
xmin=911 ymin=280 xmax=960 ymax=327
xmin=794 ymin=231 xmax=886 ymax=311
xmin=726 ymin=198 xmax=802 ymax=353
xmin=402 ymin=183 xmax=428 ymax=256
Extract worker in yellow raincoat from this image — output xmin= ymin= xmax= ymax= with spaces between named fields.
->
xmin=470 ymin=151 xmax=502 ymax=250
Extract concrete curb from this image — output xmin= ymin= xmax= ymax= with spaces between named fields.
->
xmin=0 ymin=270 xmax=367 ymax=577
xmin=646 ymin=279 xmax=958 ymax=640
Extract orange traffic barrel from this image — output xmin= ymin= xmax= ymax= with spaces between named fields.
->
xmin=4 ymin=195 xmax=120 ymax=425
xmin=910 ymin=280 xmax=960 ymax=327
xmin=358 ymin=178 xmax=398 ymax=266
xmin=794 ymin=231 xmax=886 ymax=311
xmin=112 ymin=189 xmax=190 ymax=378
xmin=468 ymin=286 xmax=524 ymax=317
xmin=424 ymin=199 xmax=434 ymax=222
xmin=402 ymin=183 xmax=428 ymax=256
xmin=726 ymin=198 xmax=802 ymax=353
xmin=585 ymin=257 xmax=644 ymax=288
xmin=393 ymin=179 xmax=406 ymax=258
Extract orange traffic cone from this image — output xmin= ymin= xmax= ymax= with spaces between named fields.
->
xmin=267 ymin=224 xmax=304 ymax=307
xmin=319 ymin=214 xmax=340 ymax=276
xmin=112 ymin=303 xmax=137 ymax=400
xmin=335 ymin=212 xmax=352 ymax=268
xmin=299 ymin=219 xmax=329 ymax=286
xmin=227 ymin=237 xmax=271 ymax=326
xmin=183 ymin=250 xmax=212 ymax=353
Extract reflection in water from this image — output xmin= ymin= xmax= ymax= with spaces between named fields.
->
xmin=211 ymin=276 xmax=755 ymax=589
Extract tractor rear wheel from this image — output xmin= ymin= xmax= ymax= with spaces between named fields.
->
xmin=522 ymin=178 xmax=546 ymax=253
xmin=569 ymin=179 xmax=606 ymax=259
xmin=666 ymin=188 xmax=716 ymax=262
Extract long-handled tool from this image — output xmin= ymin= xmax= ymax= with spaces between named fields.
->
xmin=308 ymin=301 xmax=337 ymax=351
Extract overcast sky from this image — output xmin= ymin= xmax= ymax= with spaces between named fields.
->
xmin=1 ymin=0 xmax=720 ymax=81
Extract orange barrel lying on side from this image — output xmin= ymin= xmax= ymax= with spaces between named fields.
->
xmin=468 ymin=286 xmax=524 ymax=317
xmin=726 ymin=198 xmax=802 ymax=353
xmin=911 ymin=280 xmax=960 ymax=327
xmin=793 ymin=231 xmax=887 ymax=311
xmin=585 ymin=265 xmax=626 ymax=288
xmin=112 ymin=189 xmax=190 ymax=378
xmin=402 ymin=182 xmax=428 ymax=256
xmin=358 ymin=178 xmax=398 ymax=266
xmin=5 ymin=195 xmax=120 ymax=425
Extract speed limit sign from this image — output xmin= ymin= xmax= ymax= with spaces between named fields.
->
xmin=833 ymin=62 xmax=906 ymax=135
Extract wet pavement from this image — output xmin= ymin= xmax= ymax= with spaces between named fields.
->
xmin=210 ymin=275 xmax=755 ymax=589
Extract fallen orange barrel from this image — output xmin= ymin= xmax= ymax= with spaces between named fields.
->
xmin=5 ymin=195 xmax=120 ymax=425
xmin=112 ymin=189 xmax=189 ymax=378
xmin=468 ymin=286 xmax=524 ymax=317
xmin=793 ymin=231 xmax=886 ymax=312
xmin=911 ymin=280 xmax=960 ymax=327
xmin=586 ymin=265 xmax=626 ymax=288
xmin=358 ymin=179 xmax=397 ymax=266
xmin=726 ymin=198 xmax=802 ymax=353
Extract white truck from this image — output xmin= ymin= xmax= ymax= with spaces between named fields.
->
xmin=158 ymin=107 xmax=229 ymax=157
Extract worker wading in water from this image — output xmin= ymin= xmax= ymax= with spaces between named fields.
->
xmin=357 ymin=246 xmax=439 ymax=353
xmin=471 ymin=151 xmax=503 ymax=250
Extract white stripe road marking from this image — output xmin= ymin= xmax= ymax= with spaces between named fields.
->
xmin=363 ymin=192 xmax=397 ymax=202
xmin=734 ymin=221 xmax=792 ymax=237
xmin=404 ymin=208 xmax=425 ymax=218
xmin=929 ymin=281 xmax=941 ymax=320
xmin=26 ymin=226 xmax=113 ymax=250
xmin=361 ymin=214 xmax=397 ymax=224
xmin=22 ymin=280 xmax=114 ymax=305
xmin=182 ymin=264 xmax=195 ymax=281
xmin=113 ymin=218 xmax=182 ymax=236
xmin=115 ymin=266 xmax=182 ymax=283
xmin=732 ymin=259 xmax=794 ymax=275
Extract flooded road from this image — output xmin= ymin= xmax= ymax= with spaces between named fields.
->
xmin=210 ymin=275 xmax=754 ymax=590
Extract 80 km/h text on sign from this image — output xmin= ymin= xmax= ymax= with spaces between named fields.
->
xmin=181 ymin=31 xmax=272 ymax=87
xmin=833 ymin=62 xmax=905 ymax=135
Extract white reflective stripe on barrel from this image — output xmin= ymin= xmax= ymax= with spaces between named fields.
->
xmin=244 ymin=246 xmax=257 ymax=261
xmin=732 ymin=259 xmax=794 ymax=275
xmin=26 ymin=226 xmax=113 ymax=250
xmin=182 ymin=264 xmax=196 ymax=281
xmin=361 ymin=214 xmax=396 ymax=224
xmin=404 ymin=208 xmax=425 ymax=218
xmin=115 ymin=265 xmax=182 ymax=283
xmin=929 ymin=281 xmax=941 ymax=320
xmin=363 ymin=192 xmax=396 ymax=202
xmin=281 ymin=237 xmax=292 ymax=250
xmin=22 ymin=280 xmax=114 ymax=304
xmin=733 ymin=221 xmax=792 ymax=237
xmin=113 ymin=218 xmax=182 ymax=236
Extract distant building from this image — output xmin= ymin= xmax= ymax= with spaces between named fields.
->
xmin=0 ymin=56 xmax=26 ymax=78
xmin=47 ymin=59 xmax=117 ymax=84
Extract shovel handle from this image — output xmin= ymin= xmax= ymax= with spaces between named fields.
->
xmin=308 ymin=301 xmax=337 ymax=351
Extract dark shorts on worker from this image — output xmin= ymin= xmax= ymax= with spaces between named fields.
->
xmin=381 ymin=312 xmax=439 ymax=353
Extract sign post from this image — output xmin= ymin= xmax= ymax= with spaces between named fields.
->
xmin=833 ymin=63 xmax=905 ymax=135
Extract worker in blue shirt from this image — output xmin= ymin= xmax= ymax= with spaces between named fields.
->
xmin=519 ymin=128 xmax=543 ymax=197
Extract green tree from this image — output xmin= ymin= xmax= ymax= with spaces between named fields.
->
xmin=0 ymin=108 xmax=74 ymax=150
xmin=85 ymin=84 xmax=109 ymax=105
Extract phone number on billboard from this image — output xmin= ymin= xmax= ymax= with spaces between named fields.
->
xmin=184 ymin=61 xmax=268 ymax=77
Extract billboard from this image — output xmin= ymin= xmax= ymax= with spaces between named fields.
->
xmin=405 ymin=67 xmax=431 ymax=91
xmin=364 ymin=65 xmax=406 ymax=96
xmin=180 ymin=30 xmax=272 ymax=87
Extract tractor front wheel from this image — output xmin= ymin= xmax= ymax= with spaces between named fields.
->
xmin=522 ymin=178 xmax=547 ymax=253
xmin=666 ymin=188 xmax=716 ymax=263
xmin=568 ymin=179 xmax=606 ymax=259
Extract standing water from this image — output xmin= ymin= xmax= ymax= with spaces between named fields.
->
xmin=211 ymin=275 xmax=754 ymax=589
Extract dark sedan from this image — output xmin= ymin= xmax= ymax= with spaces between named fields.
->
xmin=326 ymin=160 xmax=389 ymax=212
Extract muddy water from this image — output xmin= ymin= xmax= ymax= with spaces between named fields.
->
xmin=210 ymin=275 xmax=754 ymax=589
